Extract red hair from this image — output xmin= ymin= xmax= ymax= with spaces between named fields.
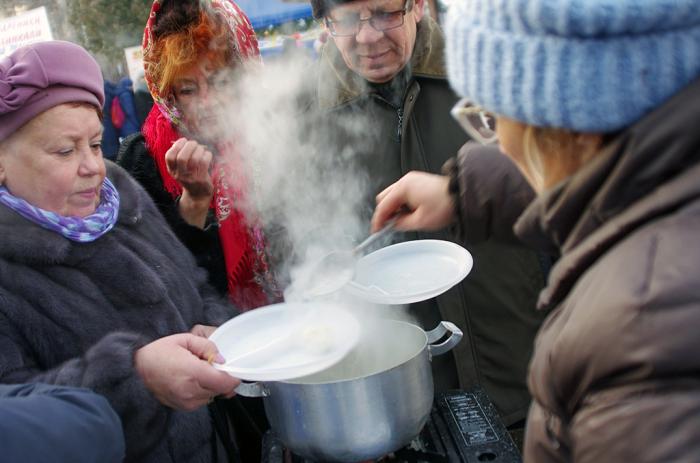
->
xmin=145 ymin=12 xmax=231 ymax=96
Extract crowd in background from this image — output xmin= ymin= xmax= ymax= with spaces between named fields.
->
xmin=0 ymin=0 xmax=698 ymax=462
xmin=101 ymin=76 xmax=153 ymax=160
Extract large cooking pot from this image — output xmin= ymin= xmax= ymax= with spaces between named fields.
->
xmin=236 ymin=319 xmax=462 ymax=462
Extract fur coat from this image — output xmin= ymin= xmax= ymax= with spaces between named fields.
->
xmin=0 ymin=161 xmax=236 ymax=462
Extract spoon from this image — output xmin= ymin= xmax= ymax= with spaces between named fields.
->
xmin=302 ymin=218 xmax=398 ymax=299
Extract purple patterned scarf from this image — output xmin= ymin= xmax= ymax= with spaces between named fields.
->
xmin=0 ymin=178 xmax=120 ymax=242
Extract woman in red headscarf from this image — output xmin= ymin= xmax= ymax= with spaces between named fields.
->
xmin=118 ymin=0 xmax=277 ymax=311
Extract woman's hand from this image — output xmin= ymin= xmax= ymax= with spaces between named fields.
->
xmin=371 ymin=171 xmax=455 ymax=233
xmin=134 ymin=333 xmax=239 ymax=411
xmin=190 ymin=324 xmax=217 ymax=338
xmin=166 ymin=138 xmax=214 ymax=228
xmin=166 ymin=138 xmax=214 ymax=198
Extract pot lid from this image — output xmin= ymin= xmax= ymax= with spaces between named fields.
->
xmin=344 ymin=239 xmax=473 ymax=305
xmin=210 ymin=302 xmax=360 ymax=382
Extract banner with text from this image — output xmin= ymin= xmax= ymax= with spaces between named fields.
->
xmin=0 ymin=7 xmax=53 ymax=57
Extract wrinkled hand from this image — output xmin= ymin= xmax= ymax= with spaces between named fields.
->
xmin=165 ymin=138 xmax=214 ymax=200
xmin=135 ymin=333 xmax=239 ymax=411
xmin=371 ymin=171 xmax=455 ymax=233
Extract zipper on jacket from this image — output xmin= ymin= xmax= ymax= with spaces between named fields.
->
xmin=396 ymin=107 xmax=404 ymax=142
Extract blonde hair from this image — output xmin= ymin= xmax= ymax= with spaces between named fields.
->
xmin=522 ymin=126 xmax=603 ymax=191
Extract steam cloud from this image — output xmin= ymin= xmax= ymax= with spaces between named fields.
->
xmin=219 ymin=52 xmax=376 ymax=300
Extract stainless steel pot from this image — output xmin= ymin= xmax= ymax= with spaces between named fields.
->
xmin=236 ymin=319 xmax=462 ymax=462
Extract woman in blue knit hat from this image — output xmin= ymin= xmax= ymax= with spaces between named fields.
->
xmin=372 ymin=0 xmax=700 ymax=461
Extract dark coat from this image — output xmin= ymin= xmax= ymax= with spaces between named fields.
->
xmin=117 ymin=134 xmax=230 ymax=297
xmin=456 ymin=78 xmax=700 ymax=461
xmin=102 ymin=79 xmax=140 ymax=161
xmin=115 ymin=77 xmax=141 ymax=138
xmin=0 ymin=161 xmax=236 ymax=462
xmin=101 ymin=80 xmax=120 ymax=160
xmin=315 ymin=16 xmax=547 ymax=424
xmin=0 ymin=383 xmax=125 ymax=463
xmin=134 ymin=88 xmax=154 ymax=128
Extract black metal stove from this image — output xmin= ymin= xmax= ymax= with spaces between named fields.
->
xmin=261 ymin=387 xmax=522 ymax=463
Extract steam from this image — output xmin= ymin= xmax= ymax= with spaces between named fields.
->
xmin=217 ymin=52 xmax=377 ymax=300
xmin=208 ymin=49 xmax=418 ymax=345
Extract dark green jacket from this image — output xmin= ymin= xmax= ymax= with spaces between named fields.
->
xmin=315 ymin=17 xmax=547 ymax=425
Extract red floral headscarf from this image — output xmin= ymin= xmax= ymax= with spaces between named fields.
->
xmin=142 ymin=0 xmax=260 ymax=132
xmin=141 ymin=0 xmax=276 ymax=310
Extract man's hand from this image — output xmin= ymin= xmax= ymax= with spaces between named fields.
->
xmin=372 ymin=171 xmax=455 ymax=233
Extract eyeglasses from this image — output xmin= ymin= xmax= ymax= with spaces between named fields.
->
xmin=450 ymin=98 xmax=498 ymax=145
xmin=325 ymin=0 xmax=413 ymax=37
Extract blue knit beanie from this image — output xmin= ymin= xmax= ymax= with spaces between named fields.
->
xmin=445 ymin=0 xmax=700 ymax=133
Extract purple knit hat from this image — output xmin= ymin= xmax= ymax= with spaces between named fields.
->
xmin=0 ymin=40 xmax=104 ymax=142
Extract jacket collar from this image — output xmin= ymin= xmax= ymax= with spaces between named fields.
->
xmin=317 ymin=15 xmax=447 ymax=109
xmin=516 ymin=78 xmax=700 ymax=309
xmin=0 ymin=161 xmax=146 ymax=264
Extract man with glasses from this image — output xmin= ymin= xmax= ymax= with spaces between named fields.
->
xmin=309 ymin=0 xmax=547 ymax=441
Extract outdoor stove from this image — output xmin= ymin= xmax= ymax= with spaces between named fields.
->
xmin=261 ymin=387 xmax=522 ymax=463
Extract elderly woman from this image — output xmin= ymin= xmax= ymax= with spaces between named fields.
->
xmin=117 ymin=0 xmax=277 ymax=310
xmin=0 ymin=40 xmax=242 ymax=462
xmin=373 ymin=0 xmax=700 ymax=461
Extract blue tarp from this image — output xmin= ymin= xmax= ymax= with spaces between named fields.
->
xmin=236 ymin=0 xmax=313 ymax=29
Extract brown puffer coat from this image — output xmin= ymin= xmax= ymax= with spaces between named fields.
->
xmin=456 ymin=77 xmax=700 ymax=461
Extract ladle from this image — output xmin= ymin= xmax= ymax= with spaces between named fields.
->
xmin=302 ymin=218 xmax=398 ymax=299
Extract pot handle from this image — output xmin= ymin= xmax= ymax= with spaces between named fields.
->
xmin=427 ymin=321 xmax=463 ymax=357
xmin=234 ymin=381 xmax=270 ymax=398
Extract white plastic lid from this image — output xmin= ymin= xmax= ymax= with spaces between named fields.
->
xmin=210 ymin=302 xmax=360 ymax=382
xmin=344 ymin=239 xmax=473 ymax=305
